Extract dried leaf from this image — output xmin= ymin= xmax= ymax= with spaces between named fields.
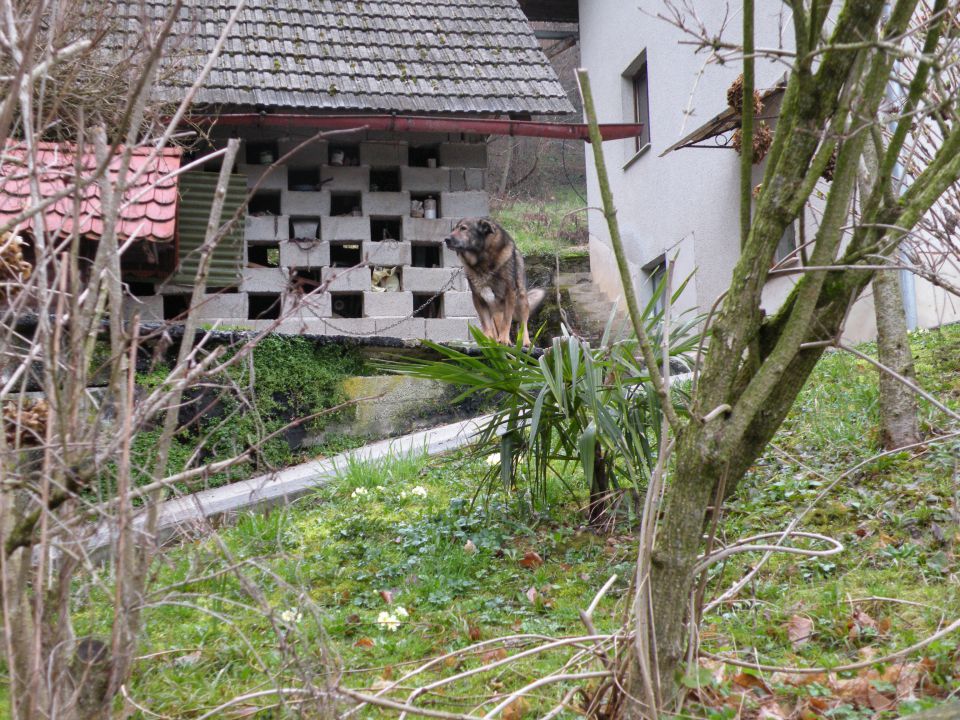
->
xmin=786 ymin=615 xmax=815 ymax=649
xmin=482 ymin=648 xmax=508 ymax=663
xmin=354 ymin=637 xmax=375 ymax=648
xmin=733 ymin=672 xmax=771 ymax=692
xmin=382 ymin=665 xmax=393 ymax=680
xmin=173 ymin=650 xmax=201 ymax=667
xmin=519 ymin=551 xmax=543 ymax=569
xmin=502 ymin=697 xmax=528 ymax=720
xmin=379 ymin=589 xmax=393 ymax=604
xmin=525 ymin=586 xmax=538 ymax=604
xmin=848 ymin=608 xmax=879 ymax=639
xmin=757 ymin=700 xmax=789 ymax=719
xmin=468 ymin=623 xmax=482 ymax=642
xmin=463 ymin=539 xmax=478 ymax=554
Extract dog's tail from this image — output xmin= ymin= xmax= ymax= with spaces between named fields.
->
xmin=527 ymin=288 xmax=547 ymax=315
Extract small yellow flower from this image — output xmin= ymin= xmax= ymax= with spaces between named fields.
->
xmin=410 ymin=486 xmax=428 ymax=498
xmin=350 ymin=487 xmax=369 ymax=499
xmin=280 ymin=609 xmax=302 ymax=624
xmin=377 ymin=611 xmax=400 ymax=631
xmin=394 ymin=606 xmax=409 ymax=618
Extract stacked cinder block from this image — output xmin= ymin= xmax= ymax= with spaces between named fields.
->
xmin=235 ymin=134 xmax=486 ymax=341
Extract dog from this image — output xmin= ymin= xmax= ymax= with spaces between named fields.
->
xmin=444 ymin=218 xmax=545 ymax=347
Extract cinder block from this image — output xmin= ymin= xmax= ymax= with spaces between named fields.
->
xmin=123 ymin=295 xmax=163 ymax=323
xmin=425 ymin=318 xmax=472 ymax=343
xmin=360 ymin=141 xmax=408 ymax=167
xmin=321 ymin=216 xmax=370 ymax=242
xmin=441 ymin=191 xmax=489 ymax=219
xmin=237 ymin=163 xmax=287 ymax=190
xmin=364 ymin=191 xmax=411 ymax=216
xmin=397 ymin=132 xmax=451 ymax=144
xmin=374 ymin=317 xmax=427 ymax=339
xmin=401 ymin=166 xmax=451 ymax=192
xmin=439 ymin=142 xmax=487 ymax=168
xmin=320 ymin=165 xmax=369 ymax=191
xmin=465 ymin=168 xmax=485 ymax=191
xmin=363 ymin=291 xmax=414 ymax=318
xmin=278 ymin=138 xmax=328 ymax=165
xmin=402 ymin=267 xmax=465 ymax=293
xmin=241 ymin=267 xmax=288 ymax=293
xmin=282 ymin=190 xmax=330 ymax=216
xmin=322 ymin=265 xmax=371 ymax=292
xmin=319 ymin=317 xmax=379 ymax=336
xmin=403 ymin=216 xmax=453 ymax=242
xmin=245 ymin=215 xmax=289 ymax=242
xmin=362 ymin=240 xmax=411 ymax=266
xmin=282 ymin=290 xmax=332 ymax=319
xmin=280 ymin=239 xmax=330 ymax=267
xmin=194 ymin=293 xmax=247 ymax=320
xmin=443 ymin=291 xmax=477 ymax=318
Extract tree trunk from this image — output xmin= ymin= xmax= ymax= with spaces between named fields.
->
xmin=872 ymin=267 xmax=921 ymax=449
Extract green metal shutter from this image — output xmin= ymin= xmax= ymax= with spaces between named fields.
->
xmin=173 ymin=171 xmax=247 ymax=287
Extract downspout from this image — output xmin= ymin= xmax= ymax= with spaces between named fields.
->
xmin=885 ymin=2 xmax=919 ymax=329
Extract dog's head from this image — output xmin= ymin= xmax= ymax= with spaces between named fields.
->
xmin=443 ymin=218 xmax=496 ymax=263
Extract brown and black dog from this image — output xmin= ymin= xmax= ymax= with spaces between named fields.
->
xmin=444 ymin=218 xmax=545 ymax=347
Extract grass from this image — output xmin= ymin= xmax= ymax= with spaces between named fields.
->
xmin=38 ymin=325 xmax=960 ymax=718
xmin=490 ymin=189 xmax=589 ymax=258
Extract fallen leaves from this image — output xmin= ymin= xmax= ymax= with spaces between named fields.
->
xmin=786 ymin=615 xmax=814 ymax=649
xmin=519 ymin=551 xmax=543 ymax=569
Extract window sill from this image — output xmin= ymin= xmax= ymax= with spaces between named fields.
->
xmin=623 ymin=142 xmax=652 ymax=171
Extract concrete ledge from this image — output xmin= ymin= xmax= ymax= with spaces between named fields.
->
xmin=321 ymin=216 xmax=370 ymax=242
xmin=241 ymin=267 xmax=288 ymax=293
xmin=425 ymin=317 xmax=473 ymax=342
xmin=280 ymin=239 xmax=330 ymax=268
xmin=403 ymin=216 xmax=453 ymax=242
xmin=246 ymin=215 xmax=289 ymax=242
xmin=403 ymin=266 xmax=466 ymax=292
xmin=282 ymin=190 xmax=330 ymax=216
xmin=319 ymin=317 xmax=378 ymax=335
xmin=363 ymin=291 xmax=413 ymax=318
xmin=321 ymin=165 xmax=370 ymax=191
xmin=374 ymin=317 xmax=427 ymax=338
xmin=363 ymin=240 xmax=411 ymax=266
xmin=88 ymin=413 xmax=494 ymax=556
xmin=322 ymin=265 xmax=371 ymax=292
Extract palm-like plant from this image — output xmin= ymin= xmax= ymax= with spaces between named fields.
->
xmin=383 ymin=277 xmax=701 ymax=524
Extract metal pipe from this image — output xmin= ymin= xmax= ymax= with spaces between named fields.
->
xmin=189 ymin=113 xmax=643 ymax=143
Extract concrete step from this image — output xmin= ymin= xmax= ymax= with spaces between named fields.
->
xmin=556 ymin=271 xmax=593 ymax=288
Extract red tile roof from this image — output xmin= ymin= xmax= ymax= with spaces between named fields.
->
xmin=0 ymin=142 xmax=182 ymax=243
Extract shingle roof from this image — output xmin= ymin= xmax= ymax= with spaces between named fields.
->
xmin=0 ymin=143 xmax=181 ymax=243
xmin=128 ymin=0 xmax=573 ymax=115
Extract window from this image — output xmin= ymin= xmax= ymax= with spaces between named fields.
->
xmin=622 ymin=50 xmax=651 ymax=158
xmin=647 ymin=258 xmax=666 ymax=317
xmin=774 ymin=222 xmax=798 ymax=265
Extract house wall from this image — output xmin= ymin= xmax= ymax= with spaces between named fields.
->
xmin=578 ymin=0 xmax=792 ymax=320
xmin=129 ymin=129 xmax=486 ymax=341
xmin=578 ymin=1 xmax=960 ymax=342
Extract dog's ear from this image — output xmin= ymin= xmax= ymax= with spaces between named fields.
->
xmin=477 ymin=219 xmax=494 ymax=235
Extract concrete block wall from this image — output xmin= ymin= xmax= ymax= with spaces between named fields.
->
xmin=139 ymin=132 xmax=488 ymax=339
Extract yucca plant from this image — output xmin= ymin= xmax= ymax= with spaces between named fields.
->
xmin=383 ymin=276 xmax=701 ymax=525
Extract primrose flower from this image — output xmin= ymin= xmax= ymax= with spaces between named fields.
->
xmin=350 ymin=487 xmax=369 ymax=499
xmin=377 ymin=611 xmax=401 ymax=631
xmin=280 ymin=609 xmax=302 ymax=624
xmin=409 ymin=486 xmax=428 ymax=498
xmin=485 ymin=453 xmax=500 ymax=466
xmin=394 ymin=606 xmax=409 ymax=618
xmin=376 ymin=485 xmax=386 ymax=492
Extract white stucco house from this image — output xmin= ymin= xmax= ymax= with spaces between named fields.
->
xmin=562 ymin=1 xmax=960 ymax=341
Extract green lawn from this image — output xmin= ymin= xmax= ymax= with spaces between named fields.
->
xmin=490 ymin=190 xmax=590 ymax=258
xmin=63 ymin=325 xmax=960 ymax=719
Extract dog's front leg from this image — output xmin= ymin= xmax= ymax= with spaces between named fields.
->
xmin=498 ymin=294 xmax=516 ymax=344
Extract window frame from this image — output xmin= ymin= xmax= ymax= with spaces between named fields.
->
xmin=622 ymin=50 xmax=651 ymax=167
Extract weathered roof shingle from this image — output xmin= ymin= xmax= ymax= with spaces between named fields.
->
xmin=124 ymin=0 xmax=573 ymax=115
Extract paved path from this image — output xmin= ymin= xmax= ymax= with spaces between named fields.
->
xmin=89 ymin=414 xmax=493 ymax=557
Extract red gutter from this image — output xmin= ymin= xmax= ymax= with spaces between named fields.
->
xmin=192 ymin=114 xmax=643 ymax=143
